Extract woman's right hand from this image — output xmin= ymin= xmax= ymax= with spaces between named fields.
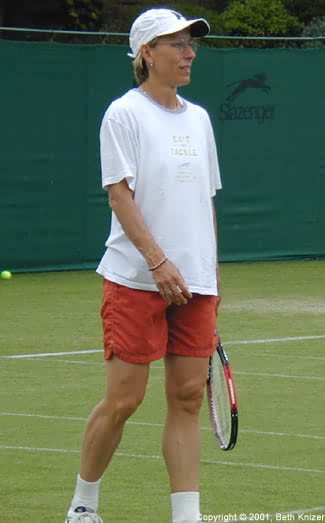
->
xmin=152 ymin=259 xmax=192 ymax=306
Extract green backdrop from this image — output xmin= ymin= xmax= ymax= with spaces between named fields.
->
xmin=1 ymin=40 xmax=324 ymax=271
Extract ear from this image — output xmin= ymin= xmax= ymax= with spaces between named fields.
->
xmin=141 ymin=44 xmax=154 ymax=68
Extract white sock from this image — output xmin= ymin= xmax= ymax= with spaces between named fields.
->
xmin=70 ymin=474 xmax=101 ymax=513
xmin=171 ymin=491 xmax=201 ymax=523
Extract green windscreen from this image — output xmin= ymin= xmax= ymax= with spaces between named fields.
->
xmin=1 ymin=40 xmax=324 ymax=271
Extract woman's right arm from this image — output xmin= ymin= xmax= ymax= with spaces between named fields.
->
xmin=107 ymin=180 xmax=192 ymax=305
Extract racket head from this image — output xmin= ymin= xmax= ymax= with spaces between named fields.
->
xmin=207 ymin=341 xmax=238 ymax=450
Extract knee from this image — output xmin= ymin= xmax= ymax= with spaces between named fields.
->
xmin=104 ymin=393 xmax=144 ymax=425
xmin=167 ymin=379 xmax=206 ymax=415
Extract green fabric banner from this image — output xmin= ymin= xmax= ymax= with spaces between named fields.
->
xmin=0 ymin=40 xmax=324 ymax=271
xmin=188 ymin=48 xmax=325 ymax=261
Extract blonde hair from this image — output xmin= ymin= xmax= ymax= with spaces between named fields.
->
xmin=132 ymin=54 xmax=149 ymax=85
xmin=132 ymin=38 xmax=158 ymax=85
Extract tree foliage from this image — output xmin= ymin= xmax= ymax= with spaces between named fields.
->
xmin=3 ymin=0 xmax=324 ymax=48
xmin=61 ymin=0 xmax=103 ymax=30
xmin=302 ymin=16 xmax=325 ymax=47
xmin=100 ymin=0 xmax=225 ymax=37
xmin=201 ymin=0 xmax=232 ymax=12
xmin=284 ymin=0 xmax=325 ymax=26
xmin=222 ymin=0 xmax=302 ymax=38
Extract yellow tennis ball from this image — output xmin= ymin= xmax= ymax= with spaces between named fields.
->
xmin=1 ymin=270 xmax=12 ymax=280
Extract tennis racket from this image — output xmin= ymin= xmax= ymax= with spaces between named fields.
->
xmin=207 ymin=339 xmax=238 ymax=450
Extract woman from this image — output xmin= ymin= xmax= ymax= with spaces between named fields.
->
xmin=65 ymin=8 xmax=222 ymax=523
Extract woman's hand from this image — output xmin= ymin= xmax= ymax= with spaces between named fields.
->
xmin=152 ymin=259 xmax=192 ymax=306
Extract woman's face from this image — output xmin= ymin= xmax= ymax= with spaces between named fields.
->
xmin=145 ymin=28 xmax=197 ymax=88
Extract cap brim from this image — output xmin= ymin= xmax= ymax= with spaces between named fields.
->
xmin=157 ymin=18 xmax=210 ymax=38
xmin=189 ymin=19 xmax=210 ymax=37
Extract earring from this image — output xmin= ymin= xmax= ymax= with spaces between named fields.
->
xmin=149 ymin=63 xmax=153 ymax=67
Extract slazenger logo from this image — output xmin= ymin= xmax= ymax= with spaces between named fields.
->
xmin=220 ymin=72 xmax=275 ymax=125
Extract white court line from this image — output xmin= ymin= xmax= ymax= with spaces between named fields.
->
xmin=1 ymin=412 xmax=325 ymax=441
xmin=0 ymin=445 xmax=323 ymax=518
xmin=239 ymin=429 xmax=325 ymax=441
xmin=6 ymin=356 xmax=323 ymax=382
xmin=32 ymin=359 xmax=164 ymax=371
xmin=1 ymin=334 xmax=325 ymax=360
xmin=27 ymin=358 xmax=164 ymax=369
xmin=0 ymin=412 xmax=86 ymax=422
xmin=32 ymin=358 xmax=102 ymax=366
xmin=226 ymin=335 xmax=325 ymax=346
xmin=1 ymin=349 xmax=101 ymax=359
xmin=0 ymin=444 xmax=324 ymax=475
xmin=236 ymin=370 xmax=325 ymax=381
xmin=237 ymin=352 xmax=325 ymax=361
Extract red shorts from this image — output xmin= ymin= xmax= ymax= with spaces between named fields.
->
xmin=101 ymin=280 xmax=220 ymax=365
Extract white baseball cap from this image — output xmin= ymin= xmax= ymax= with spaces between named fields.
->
xmin=128 ymin=8 xmax=210 ymax=58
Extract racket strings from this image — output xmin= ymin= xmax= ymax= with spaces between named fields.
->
xmin=209 ymin=354 xmax=233 ymax=448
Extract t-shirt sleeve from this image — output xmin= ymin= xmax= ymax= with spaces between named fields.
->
xmin=99 ymin=114 xmax=138 ymax=191
xmin=206 ymin=114 xmax=222 ymax=196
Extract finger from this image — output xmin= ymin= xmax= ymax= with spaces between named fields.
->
xmin=163 ymin=286 xmax=187 ymax=306
xmin=161 ymin=286 xmax=187 ymax=306
xmin=159 ymin=286 xmax=173 ymax=305
xmin=174 ymin=286 xmax=188 ymax=305
xmin=176 ymin=283 xmax=192 ymax=301
xmin=172 ymin=294 xmax=187 ymax=306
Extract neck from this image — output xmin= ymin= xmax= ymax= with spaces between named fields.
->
xmin=140 ymin=80 xmax=180 ymax=110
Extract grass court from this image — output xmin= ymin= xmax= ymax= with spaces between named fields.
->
xmin=0 ymin=259 xmax=324 ymax=522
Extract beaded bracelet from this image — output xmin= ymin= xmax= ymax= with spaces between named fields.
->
xmin=148 ymin=256 xmax=168 ymax=272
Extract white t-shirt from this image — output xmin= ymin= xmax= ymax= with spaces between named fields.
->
xmin=97 ymin=88 xmax=222 ymax=295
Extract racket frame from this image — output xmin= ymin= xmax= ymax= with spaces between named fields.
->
xmin=207 ymin=341 xmax=238 ymax=450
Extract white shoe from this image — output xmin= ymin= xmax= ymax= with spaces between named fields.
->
xmin=65 ymin=506 xmax=103 ymax=522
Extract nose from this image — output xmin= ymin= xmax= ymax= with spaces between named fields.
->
xmin=184 ymin=44 xmax=196 ymax=60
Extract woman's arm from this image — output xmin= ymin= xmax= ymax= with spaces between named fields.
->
xmin=108 ymin=180 xmax=192 ymax=305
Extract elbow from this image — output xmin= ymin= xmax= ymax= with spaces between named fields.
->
xmin=108 ymin=191 xmax=116 ymax=210
xmin=108 ymin=180 xmax=133 ymax=211
xmin=109 ymin=191 xmax=126 ymax=211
